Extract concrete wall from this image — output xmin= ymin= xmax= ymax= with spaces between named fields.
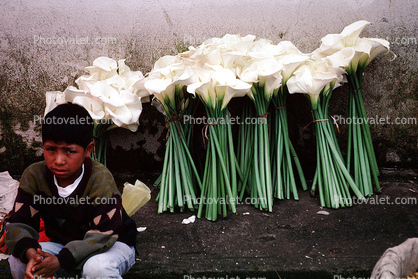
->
xmin=0 ymin=0 xmax=417 ymax=178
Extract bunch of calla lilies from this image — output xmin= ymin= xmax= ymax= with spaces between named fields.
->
xmin=45 ymin=20 xmax=391 ymax=219
xmin=45 ymin=57 xmax=150 ymax=166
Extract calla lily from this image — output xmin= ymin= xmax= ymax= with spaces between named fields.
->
xmin=187 ymin=68 xmax=251 ymax=110
xmin=340 ymin=20 xmax=371 ymax=45
xmin=315 ymin=20 xmax=370 ymax=56
xmin=151 ymin=55 xmax=186 ymax=79
xmin=62 ymin=86 xmax=88 ymax=103
xmin=185 ymin=34 xmax=255 ymax=73
xmin=144 ymin=79 xmax=174 ymax=100
xmin=120 ymin=90 xmax=143 ymax=127
xmin=72 ymin=95 xmax=105 ymax=120
xmin=287 ymin=61 xmax=339 ymax=107
xmin=145 ymin=55 xmax=203 ymax=215
xmin=314 ymin=20 xmax=390 ymax=73
xmin=145 ymin=58 xmax=198 ymax=112
xmin=90 ymin=81 xmax=125 ymax=107
xmin=356 ymin=37 xmax=391 ymax=71
xmin=75 ymin=74 xmax=98 ymax=92
xmin=311 ymin=22 xmax=389 ymax=198
xmin=186 ymin=80 xmax=213 ymax=107
xmin=85 ymin=56 xmax=118 ymax=80
xmin=325 ymin=47 xmax=356 ymax=69
xmin=277 ymin=41 xmax=305 ymax=55
xmin=118 ymin=59 xmax=145 ymax=88
xmin=105 ymin=104 xmax=134 ymax=130
xmin=247 ymin=39 xmax=283 ymax=60
xmin=278 ymin=54 xmax=310 ymax=84
xmin=44 ymin=91 xmax=65 ymax=116
xmin=344 ymin=38 xmax=389 ymax=196
xmin=44 ymin=56 xmax=147 ymax=166
xmin=104 ymin=74 xmax=127 ymax=91
xmin=239 ymin=58 xmax=283 ymax=100
xmin=213 ymin=69 xmax=252 ymax=110
xmin=131 ymin=77 xmax=151 ymax=100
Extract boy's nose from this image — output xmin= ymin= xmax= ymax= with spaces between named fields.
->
xmin=55 ymin=152 xmax=66 ymax=165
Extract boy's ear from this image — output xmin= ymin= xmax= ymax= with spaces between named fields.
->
xmin=85 ymin=141 xmax=95 ymax=157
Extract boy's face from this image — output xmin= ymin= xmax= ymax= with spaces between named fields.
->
xmin=43 ymin=140 xmax=94 ymax=187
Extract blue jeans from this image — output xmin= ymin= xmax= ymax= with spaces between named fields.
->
xmin=8 ymin=241 xmax=136 ymax=279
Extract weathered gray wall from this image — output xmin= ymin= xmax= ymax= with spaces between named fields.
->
xmin=0 ymin=0 xmax=417 ymax=178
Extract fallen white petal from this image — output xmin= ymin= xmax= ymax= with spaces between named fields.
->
xmin=182 ymin=215 xmax=196 ymax=224
xmin=137 ymin=227 xmax=147 ymax=232
xmin=317 ymin=210 xmax=330 ymax=215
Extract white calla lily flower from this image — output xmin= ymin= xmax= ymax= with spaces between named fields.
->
xmin=277 ymin=41 xmax=305 ymax=55
xmin=187 ymin=81 xmax=213 ymax=107
xmin=279 ymin=54 xmax=310 ymax=83
xmin=102 ymin=90 xmax=143 ymax=132
xmin=240 ymin=58 xmax=283 ymax=99
xmin=358 ymin=37 xmax=391 ymax=68
xmin=340 ymin=20 xmax=371 ymax=44
xmin=287 ymin=59 xmax=341 ymax=108
xmin=313 ymin=20 xmax=390 ymax=73
xmin=44 ymin=91 xmax=65 ymax=115
xmin=75 ymin=74 xmax=98 ymax=92
xmin=131 ymin=77 xmax=151 ymax=101
xmin=316 ymin=20 xmax=371 ymax=56
xmin=187 ymin=68 xmax=251 ymax=110
xmin=145 ymin=56 xmax=200 ymax=111
xmin=118 ymin=59 xmax=145 ymax=89
xmin=90 ymin=81 xmax=125 ymax=107
xmin=85 ymin=57 xmax=118 ymax=80
xmin=72 ymin=95 xmax=105 ymax=120
xmin=187 ymin=34 xmax=255 ymax=71
xmin=62 ymin=86 xmax=88 ymax=103
xmin=104 ymin=74 xmax=127 ymax=91
xmin=120 ymin=90 xmax=143 ymax=122
xmin=105 ymin=104 xmax=132 ymax=127
xmin=326 ymin=47 xmax=356 ymax=68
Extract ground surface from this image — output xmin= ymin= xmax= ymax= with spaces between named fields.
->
xmin=1 ymin=168 xmax=417 ymax=279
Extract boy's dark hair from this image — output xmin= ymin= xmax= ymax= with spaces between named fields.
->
xmin=42 ymin=102 xmax=94 ymax=149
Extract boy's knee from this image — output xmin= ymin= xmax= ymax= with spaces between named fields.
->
xmin=82 ymin=256 xmax=117 ymax=278
xmin=8 ymin=255 xmax=26 ymax=279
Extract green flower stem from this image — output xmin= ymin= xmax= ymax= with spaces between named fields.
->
xmin=246 ymin=83 xmax=273 ymax=212
xmin=92 ymin=122 xmax=117 ymax=167
xmin=271 ymin=86 xmax=307 ymax=201
xmin=310 ymin=90 xmax=364 ymax=209
xmin=157 ymin=135 xmax=171 ymax=212
xmin=197 ymin=106 xmax=238 ymax=221
xmin=156 ymin=86 xmax=202 ymax=214
xmin=346 ymin=69 xmax=381 ymax=196
xmin=237 ymin=99 xmax=255 ymax=200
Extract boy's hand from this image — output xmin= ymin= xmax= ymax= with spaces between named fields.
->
xmin=25 ymin=248 xmax=61 ymax=279
xmin=25 ymin=248 xmax=43 ymax=279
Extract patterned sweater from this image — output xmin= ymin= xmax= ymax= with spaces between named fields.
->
xmin=5 ymin=158 xmax=137 ymax=271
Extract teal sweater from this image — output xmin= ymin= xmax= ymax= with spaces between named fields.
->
xmin=5 ymin=158 xmax=137 ymax=272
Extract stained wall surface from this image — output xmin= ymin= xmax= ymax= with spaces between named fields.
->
xmin=0 ymin=0 xmax=417 ymax=177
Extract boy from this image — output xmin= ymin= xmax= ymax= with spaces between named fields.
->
xmin=6 ymin=103 xmax=137 ymax=278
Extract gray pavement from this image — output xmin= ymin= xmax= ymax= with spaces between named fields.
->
xmin=126 ymin=168 xmax=417 ymax=279
xmin=0 ymin=168 xmax=417 ymax=279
